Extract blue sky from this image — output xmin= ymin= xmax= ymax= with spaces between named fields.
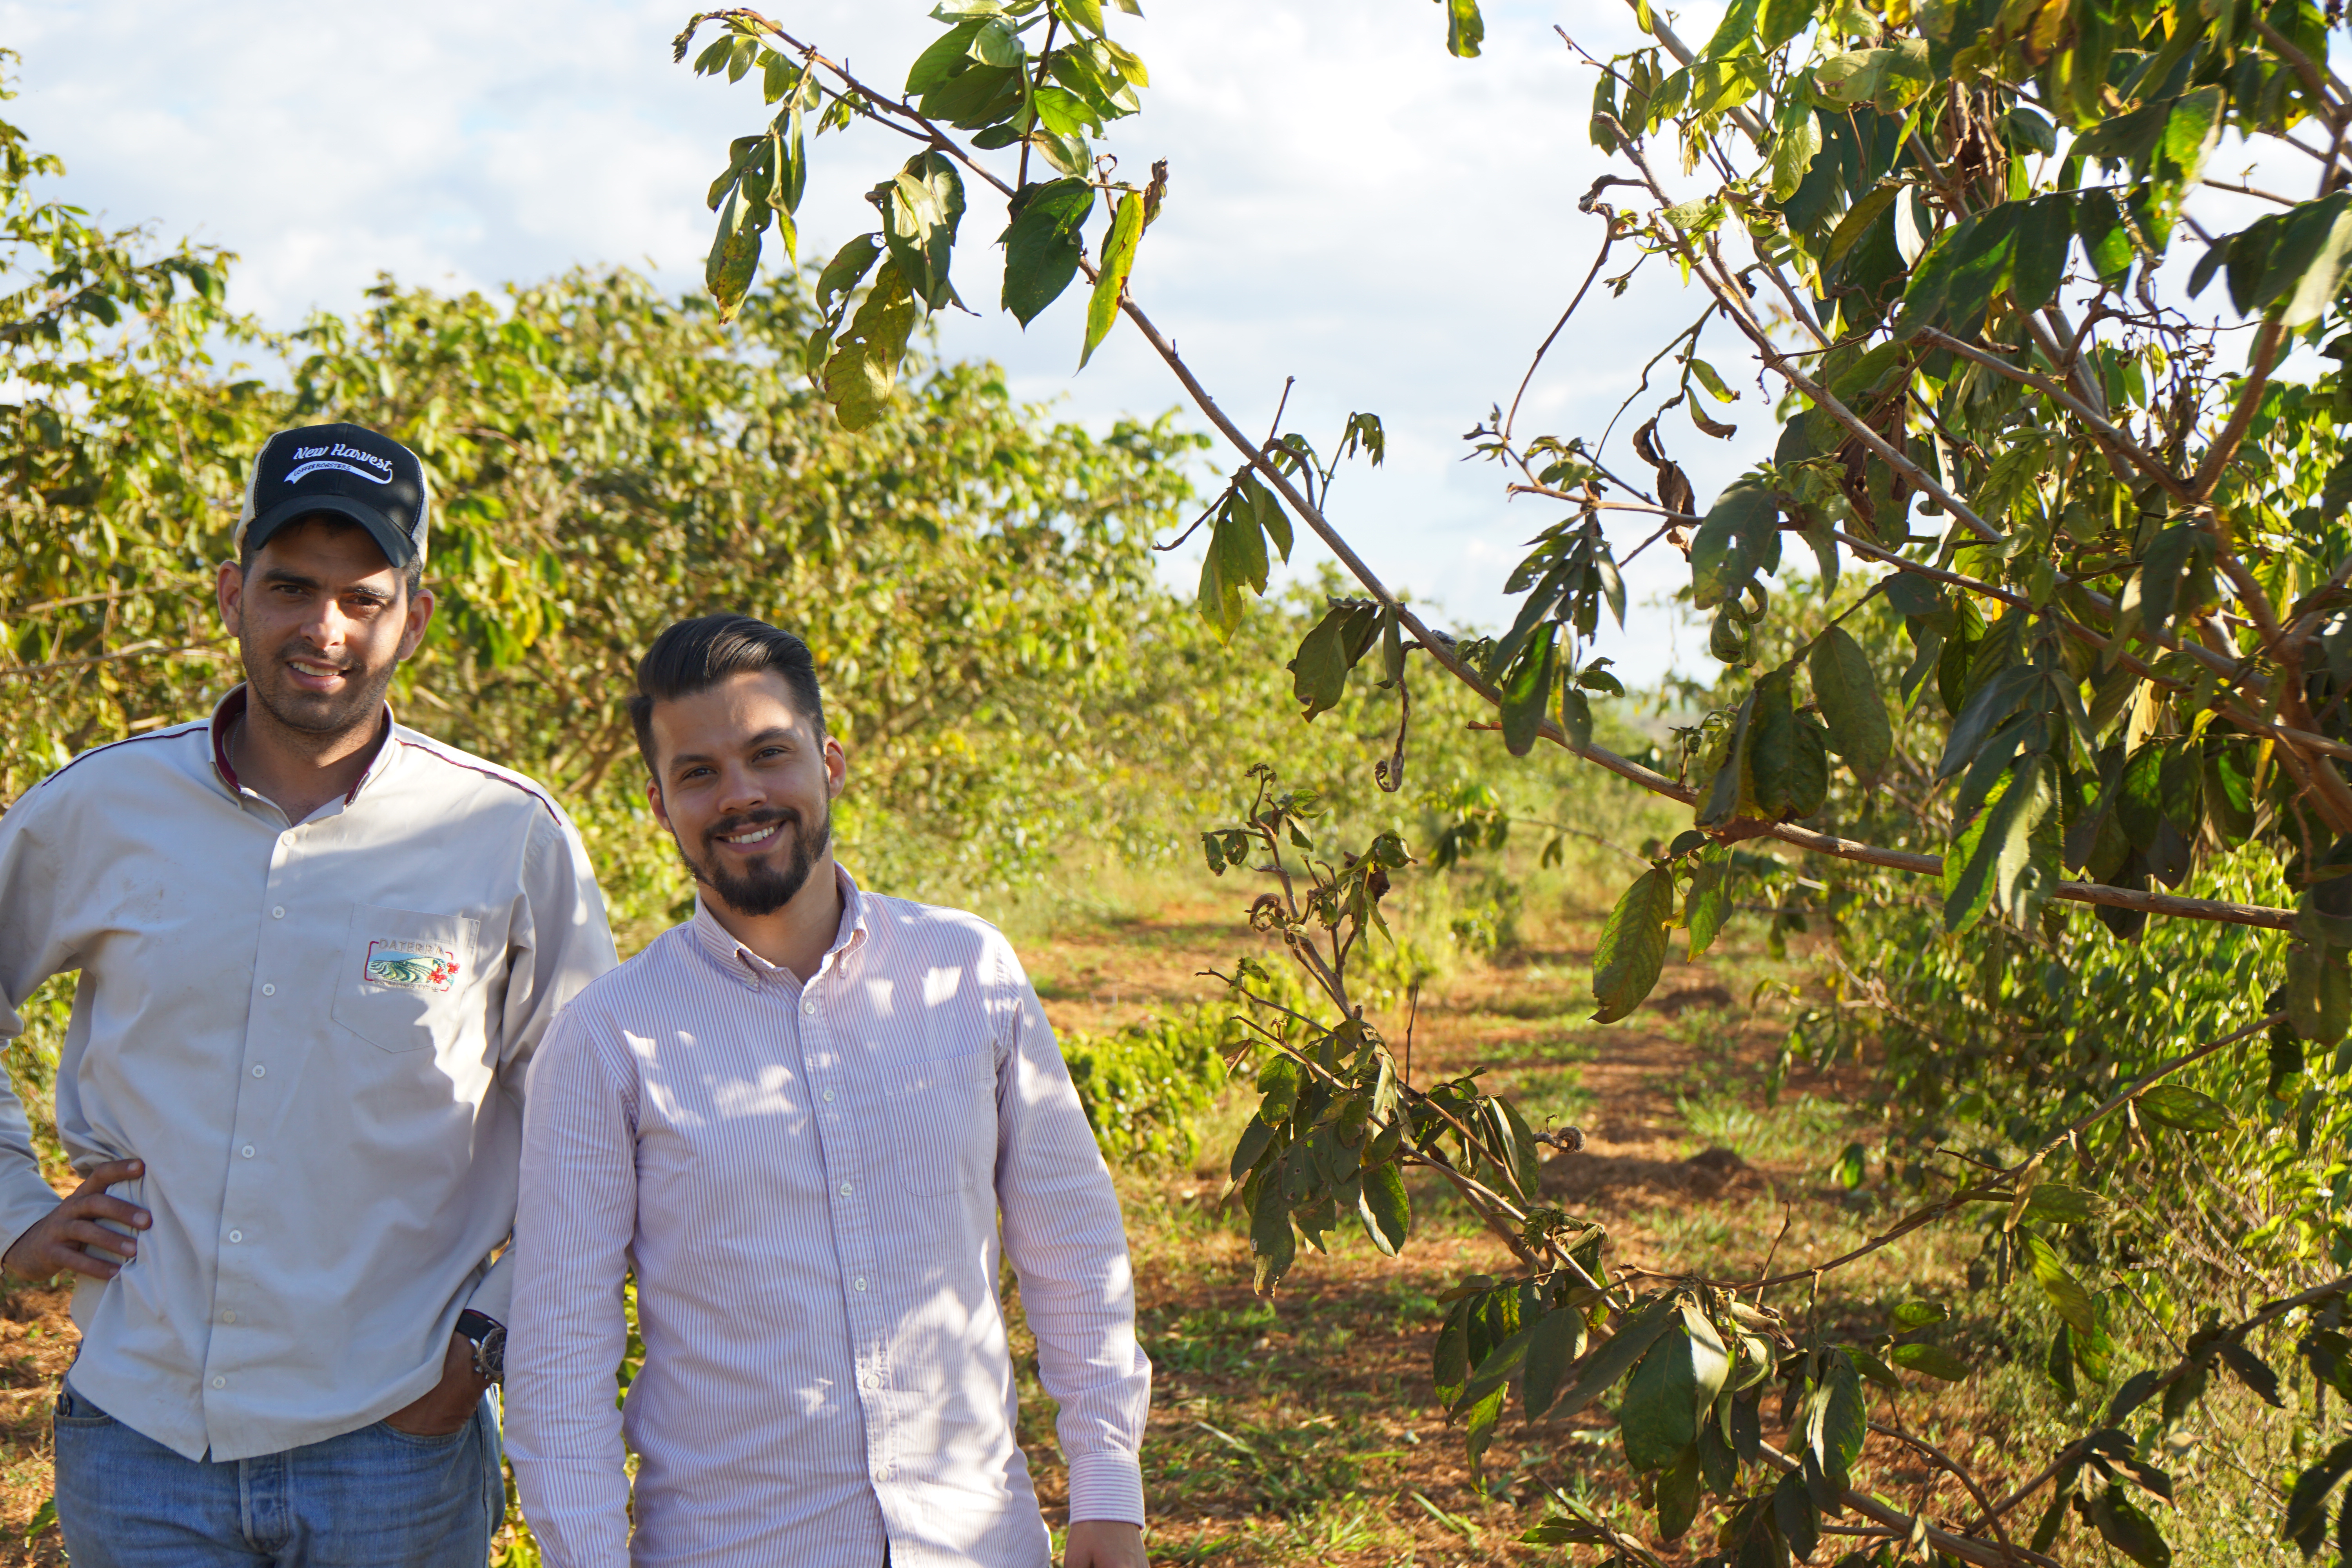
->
xmin=3 ymin=0 xmax=1806 ymax=685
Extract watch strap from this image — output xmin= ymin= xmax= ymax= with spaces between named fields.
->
xmin=456 ymin=1308 xmax=506 ymax=1385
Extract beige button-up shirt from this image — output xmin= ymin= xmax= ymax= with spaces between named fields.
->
xmin=0 ymin=686 xmax=617 ymax=1461
xmin=507 ymin=871 xmax=1150 ymax=1568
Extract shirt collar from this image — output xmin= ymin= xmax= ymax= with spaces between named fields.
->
xmin=690 ymin=862 xmax=868 ymax=984
xmin=208 ymin=684 xmax=401 ymax=806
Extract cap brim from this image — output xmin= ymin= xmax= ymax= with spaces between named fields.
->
xmin=242 ymin=495 xmax=417 ymax=568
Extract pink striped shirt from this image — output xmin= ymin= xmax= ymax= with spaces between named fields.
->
xmin=505 ymin=866 xmax=1150 ymax=1568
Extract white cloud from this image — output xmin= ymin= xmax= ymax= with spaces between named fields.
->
xmin=4 ymin=0 xmax=1742 ymax=685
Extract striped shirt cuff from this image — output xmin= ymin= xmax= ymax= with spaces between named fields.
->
xmin=1067 ymin=1452 xmax=1146 ymax=1526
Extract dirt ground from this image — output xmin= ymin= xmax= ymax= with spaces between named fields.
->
xmin=0 ymin=889 xmax=1983 ymax=1567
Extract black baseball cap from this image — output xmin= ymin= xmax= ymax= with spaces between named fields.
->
xmin=236 ymin=423 xmax=431 ymax=570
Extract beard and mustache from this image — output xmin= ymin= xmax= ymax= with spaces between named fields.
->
xmin=679 ymin=803 xmax=832 ymax=917
xmin=242 ymin=637 xmax=401 ymax=741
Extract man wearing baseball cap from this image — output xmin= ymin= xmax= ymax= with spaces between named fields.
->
xmin=0 ymin=422 xmax=618 ymax=1565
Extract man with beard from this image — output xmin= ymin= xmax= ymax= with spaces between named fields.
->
xmin=0 ymin=423 xmax=617 ymax=1566
xmin=505 ymin=614 xmax=1151 ymax=1568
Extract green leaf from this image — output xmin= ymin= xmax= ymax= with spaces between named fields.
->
xmin=1691 ymin=481 xmax=1781 ymax=610
xmin=1619 ymin=1328 xmax=1703 ymax=1472
xmin=1826 ymin=185 xmax=1900 ymax=264
xmin=1500 ymin=624 xmax=1560 ymax=757
xmin=1357 ymin=1161 xmax=1410 ymax=1255
xmin=1444 ymin=0 xmax=1485 ymax=57
xmin=1813 ymin=47 xmax=1887 ymax=106
xmin=2022 ymin=1230 xmax=2096 ymax=1335
xmin=1288 ymin=600 xmax=1377 ymax=720
xmin=1759 ymin=0 xmax=1816 ymax=47
xmin=1942 ymin=759 xmax=2056 ymax=934
xmin=1434 ymin=1299 xmax=1472 ymax=1406
xmin=1686 ymin=842 xmax=1733 ymax=958
xmin=821 ymin=259 xmax=920 ymax=430
xmin=1249 ymin=1172 xmax=1297 ymax=1291
xmin=1789 ymin=709 xmax=1831 ymax=817
xmin=1080 ymin=190 xmax=1144 ymax=368
xmin=705 ymin=177 xmax=768 ymax=320
xmin=2290 ymin=939 xmax=2352 ymax=1045
xmin=2135 ymin=1084 xmax=2232 ymax=1132
xmin=815 ymin=233 xmax=884 ymax=313
xmin=879 ymin=152 xmax=967 ymax=312
xmin=1646 ymin=1443 xmax=1698 ymax=1538
xmin=1592 ymin=868 xmax=1675 ymax=1023
xmin=1891 ymin=1300 xmax=1947 ymax=1331
xmin=1809 ymin=626 xmax=1892 ymax=785
xmin=1229 ymin=1115 xmax=1275 ymax=1180
xmin=971 ymin=16 xmax=1025 ymax=66
xmin=1749 ymin=666 xmax=1798 ymax=818
xmin=1807 ymin=1350 xmax=1867 ymax=1492
xmin=1244 ymin=474 xmax=1291 ymax=563
xmin=907 ymin=18 xmax=990 ymax=93
xmin=2021 ymin=1182 xmax=2100 ymax=1224
xmin=1552 ymin=1295 xmax=1679 ymax=1419
xmin=2011 ymin=193 xmax=2074 ymax=310
xmin=1774 ymin=1474 xmax=1821 ymax=1561
xmin=2276 ymin=195 xmax=2352 ymax=328
xmin=2086 ymin=1483 xmax=2173 ymax=1567
xmin=1773 ymin=105 xmax=1823 ymax=202
xmin=1888 ymin=1341 xmax=1969 ymax=1381
xmin=1000 ymin=178 xmax=1094 ymax=326
xmin=1056 ymin=0 xmax=1108 ymax=33
xmin=1689 ymin=357 xmax=1739 ymax=404
xmin=2284 ymin=1439 xmax=2352 ymax=1553
xmin=1523 ymin=1306 xmax=1588 ymax=1420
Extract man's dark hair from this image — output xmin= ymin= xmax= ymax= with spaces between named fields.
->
xmin=631 ymin=614 xmax=827 ymax=774
xmin=239 ymin=513 xmax=425 ymax=595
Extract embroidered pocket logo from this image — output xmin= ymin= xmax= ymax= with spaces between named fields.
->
xmin=363 ymin=939 xmax=460 ymax=993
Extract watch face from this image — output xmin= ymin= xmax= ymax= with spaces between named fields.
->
xmin=476 ymin=1325 xmax=506 ymax=1383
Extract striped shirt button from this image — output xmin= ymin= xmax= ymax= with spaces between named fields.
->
xmin=838 ymin=1181 xmax=853 ymax=1197
xmin=853 ymin=1277 xmax=867 ymax=1292
xmin=802 ymin=1000 xmax=816 ymax=1015
xmin=822 ymin=1088 xmax=835 ymax=1103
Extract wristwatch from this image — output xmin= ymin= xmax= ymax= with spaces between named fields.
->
xmin=456 ymin=1309 xmax=506 ymax=1385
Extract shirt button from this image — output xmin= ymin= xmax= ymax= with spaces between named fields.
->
xmin=261 ymin=984 xmax=275 ymax=997
xmin=227 ymin=1230 xmax=243 ymax=1243
xmin=854 ymin=1277 xmax=867 ymax=1292
xmin=803 ymin=1001 xmax=816 ymax=1015
xmin=211 ymin=1376 xmax=226 ymax=1389
xmin=241 ymin=1146 xmax=255 ymax=1159
xmin=271 ymin=906 xmax=285 ymax=919
xmin=866 ymin=1374 xmax=882 ymax=1388
xmin=822 ymin=1089 xmax=835 ymax=1103
xmin=221 ymin=1311 xmax=235 ymax=1324
xmin=251 ymin=1065 xmax=265 ymax=1078
xmin=838 ymin=1181 xmax=853 ymax=1198
xmin=278 ymin=832 xmax=292 ymax=846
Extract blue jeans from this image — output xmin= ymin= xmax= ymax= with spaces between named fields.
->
xmin=52 ymin=1380 xmax=503 ymax=1568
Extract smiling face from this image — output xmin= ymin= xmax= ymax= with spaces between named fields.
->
xmin=218 ymin=517 xmax=432 ymax=742
xmin=647 ymin=669 xmax=847 ymax=920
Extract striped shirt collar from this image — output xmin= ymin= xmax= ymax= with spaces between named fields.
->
xmin=207 ymin=683 xmax=401 ymax=808
xmin=689 ymin=861 xmax=868 ymax=984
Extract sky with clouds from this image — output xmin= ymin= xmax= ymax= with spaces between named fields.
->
xmin=51 ymin=0 xmax=2276 ymax=690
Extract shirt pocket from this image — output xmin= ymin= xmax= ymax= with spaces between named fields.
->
xmin=330 ymin=903 xmax=482 ymax=1055
xmin=889 ymin=1049 xmax=999 ymax=1197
